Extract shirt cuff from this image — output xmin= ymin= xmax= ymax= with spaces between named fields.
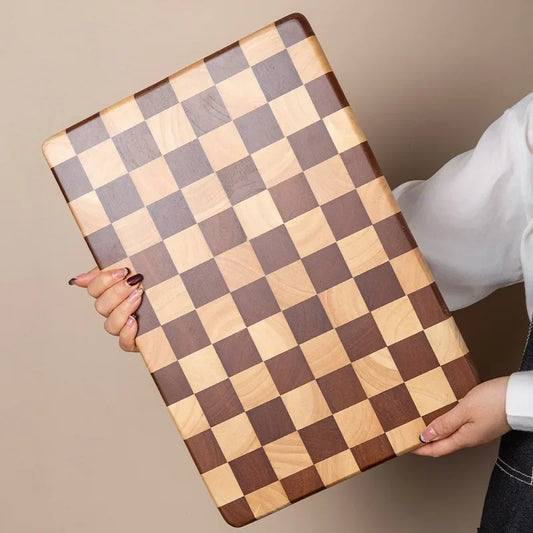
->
xmin=506 ymin=371 xmax=533 ymax=431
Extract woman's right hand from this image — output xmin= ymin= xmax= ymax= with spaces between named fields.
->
xmin=68 ymin=266 xmax=144 ymax=352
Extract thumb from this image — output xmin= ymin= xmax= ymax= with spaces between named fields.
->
xmin=419 ymin=403 xmax=467 ymax=443
xmin=67 ymin=267 xmax=101 ymax=288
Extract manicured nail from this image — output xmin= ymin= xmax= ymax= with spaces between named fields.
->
xmin=127 ymin=314 xmax=137 ymax=328
xmin=126 ymin=273 xmax=143 ymax=286
xmin=419 ymin=426 xmax=437 ymax=443
xmin=112 ymin=267 xmax=130 ymax=280
xmin=68 ymin=277 xmax=77 ymax=285
xmin=127 ymin=288 xmax=143 ymax=302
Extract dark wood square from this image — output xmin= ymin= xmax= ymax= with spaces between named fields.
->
xmin=96 ymin=174 xmax=143 ymax=222
xmin=51 ymin=157 xmax=92 ymax=202
xmin=234 ymin=104 xmax=283 ymax=154
xmin=336 ymin=313 xmax=387 ymax=362
xmin=369 ymin=384 xmax=420 ymax=432
xmin=135 ymin=295 xmax=160 ymax=336
xmin=113 ymin=122 xmax=161 ymax=171
xmin=283 ymin=295 xmax=332 ymax=344
xmin=196 ymin=379 xmax=244 ymax=427
xmin=409 ymin=283 xmax=451 ymax=328
xmin=388 ymin=331 xmax=439 ymax=381
xmin=270 ymin=173 xmax=318 ymax=222
xmin=321 ymin=190 xmax=371 ymax=240
xmin=302 ymin=243 xmax=351 ymax=293
xmin=181 ymin=86 xmax=231 ymax=137
xmin=288 ymin=120 xmax=337 ymax=171
xmin=280 ymin=466 xmax=324 ymax=503
xmin=275 ymin=14 xmax=313 ymax=47
xmin=85 ymin=225 xmax=127 ymax=268
xmin=247 ymin=397 xmax=296 ymax=445
xmin=229 ymin=448 xmax=278 ymax=495
xmin=299 ymin=416 xmax=348 ymax=462
xmin=134 ymin=78 xmax=178 ymax=119
xmin=340 ymin=141 xmax=382 ymax=188
xmin=199 ymin=208 xmax=247 ymax=256
xmin=250 ymin=225 xmax=299 ymax=275
xmin=351 ymin=434 xmax=395 ymax=472
xmin=184 ymin=429 xmax=226 ymax=474
xmin=130 ymin=241 xmax=178 ymax=289
xmin=354 ymin=262 xmax=405 ymax=311
xmin=214 ymin=329 xmax=262 ymax=376
xmin=151 ymin=361 xmax=193 ymax=406
xmin=165 ymin=139 xmax=213 ymax=188
xmin=265 ymin=347 xmax=314 ymax=394
xmin=180 ymin=258 xmax=229 ymax=307
xmin=374 ymin=212 xmax=418 ymax=260
xmin=317 ymin=365 xmax=367 ymax=413
xmin=66 ymin=113 xmax=109 ymax=153
xmin=252 ymin=50 xmax=302 ymax=101
xmin=216 ymin=156 xmax=265 ymax=204
xmin=147 ymin=190 xmax=195 ymax=239
xmin=162 ymin=311 xmax=211 ymax=359
xmin=442 ymin=357 xmax=479 ymax=400
xmin=232 ymin=277 xmax=280 ymax=326
xmin=219 ymin=498 xmax=255 ymax=528
xmin=305 ymin=72 xmax=348 ymax=118
xmin=205 ymin=43 xmax=249 ymax=83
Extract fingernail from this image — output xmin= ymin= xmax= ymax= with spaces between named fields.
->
xmin=419 ymin=427 xmax=437 ymax=443
xmin=68 ymin=277 xmax=77 ymax=285
xmin=127 ymin=314 xmax=137 ymax=328
xmin=126 ymin=273 xmax=143 ymax=286
xmin=127 ymin=288 xmax=143 ymax=302
xmin=112 ymin=267 xmax=130 ymax=280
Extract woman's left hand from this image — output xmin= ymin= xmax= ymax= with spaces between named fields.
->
xmin=411 ymin=376 xmax=512 ymax=457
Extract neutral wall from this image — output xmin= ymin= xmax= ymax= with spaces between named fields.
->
xmin=1 ymin=1 xmax=532 ymax=532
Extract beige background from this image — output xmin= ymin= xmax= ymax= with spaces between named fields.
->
xmin=1 ymin=1 xmax=532 ymax=531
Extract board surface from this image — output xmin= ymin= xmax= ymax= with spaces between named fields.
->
xmin=42 ymin=13 xmax=480 ymax=527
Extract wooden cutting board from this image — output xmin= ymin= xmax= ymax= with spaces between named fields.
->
xmin=42 ymin=12 xmax=480 ymax=527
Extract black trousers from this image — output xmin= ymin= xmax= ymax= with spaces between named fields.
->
xmin=478 ymin=316 xmax=533 ymax=532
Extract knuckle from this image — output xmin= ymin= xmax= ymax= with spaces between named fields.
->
xmin=94 ymin=299 xmax=106 ymax=316
xmin=103 ymin=319 xmax=118 ymax=335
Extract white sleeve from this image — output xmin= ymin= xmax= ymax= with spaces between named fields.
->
xmin=391 ymin=90 xmax=533 ymax=432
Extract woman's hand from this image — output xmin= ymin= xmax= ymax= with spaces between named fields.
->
xmin=412 ymin=376 xmax=512 ymax=457
xmin=68 ymin=266 xmax=144 ymax=352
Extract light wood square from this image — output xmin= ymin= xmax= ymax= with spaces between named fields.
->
xmin=390 ymin=248 xmax=435 ymax=295
xmin=352 ymin=347 xmax=404 ymax=398
xmin=263 ymin=431 xmax=313 ymax=479
xmin=113 ymin=207 xmax=161 ymax=256
xmin=201 ymin=463 xmax=243 ymax=507
xmin=197 ymin=294 xmax=246 ymax=344
xmin=357 ymin=176 xmax=400 ymax=224
xmin=371 ymin=296 xmax=423 ymax=345
xmin=282 ymin=381 xmax=331 ymax=430
xmin=105 ymin=256 xmax=135 ymax=276
xmin=285 ymin=207 xmax=335 ymax=258
xmin=181 ymin=173 xmax=230 ymax=223
xmin=337 ymin=226 xmax=388 ymax=277
xmin=251 ymin=138 xmax=302 ymax=188
xmin=300 ymin=329 xmax=351 ymax=379
xmin=199 ymin=122 xmax=248 ymax=171
xmin=334 ymin=399 xmax=383 ymax=448
xmin=68 ymin=191 xmax=110 ymax=237
xmin=135 ymin=326 xmax=177 ymax=373
xmin=230 ymin=362 xmax=279 ymax=411
xmin=170 ymin=60 xmax=214 ymax=101
xmin=304 ymin=155 xmax=355 ymax=205
xmin=266 ymin=260 xmax=316 ymax=310
xmin=42 ymin=131 xmax=75 ymax=167
xmin=165 ymin=225 xmax=212 ymax=273
xmin=323 ymin=107 xmax=366 ymax=153
xmin=386 ymin=418 xmax=427 ymax=455
xmin=168 ymin=394 xmax=210 ymax=440
xmin=239 ymin=23 xmax=285 ymax=66
xmin=246 ymin=481 xmax=290 ymax=520
xmin=318 ymin=279 xmax=368 ymax=327
xmin=424 ymin=317 xmax=469 ymax=365
xmin=100 ymin=95 xmax=144 ymax=137
xmin=269 ymin=86 xmax=320 ymax=136
xmin=287 ymin=36 xmax=331 ymax=84
xmin=233 ymin=190 xmax=283 ymax=239
xmin=248 ymin=312 xmax=297 ymax=361
xmin=145 ymin=275 xmax=194 ymax=325
xmin=217 ymin=68 xmax=267 ymax=119
xmin=405 ymin=367 xmax=457 ymax=416
xmin=146 ymin=103 xmax=196 ymax=155
xmin=211 ymin=412 xmax=261 ymax=461
xmin=79 ymin=138 xmax=127 ymax=188
xmin=215 ymin=241 xmax=264 ymax=291
xmin=315 ymin=450 xmax=360 ymax=487
xmin=180 ymin=345 xmax=228 ymax=393
xmin=130 ymin=157 xmax=179 ymax=206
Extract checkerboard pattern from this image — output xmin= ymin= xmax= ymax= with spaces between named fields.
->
xmin=42 ymin=13 xmax=480 ymax=527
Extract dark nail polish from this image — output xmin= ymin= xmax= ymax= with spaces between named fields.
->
xmin=68 ymin=277 xmax=77 ymax=285
xmin=126 ymin=273 xmax=144 ymax=286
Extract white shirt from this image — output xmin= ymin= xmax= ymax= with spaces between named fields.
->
xmin=391 ymin=90 xmax=533 ymax=432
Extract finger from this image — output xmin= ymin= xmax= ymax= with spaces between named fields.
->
xmin=94 ymin=273 xmax=144 ymax=317
xmin=412 ymin=424 xmax=472 ymax=457
xmin=118 ymin=314 xmax=140 ymax=352
xmin=419 ymin=402 xmax=467 ymax=444
xmin=68 ymin=267 xmax=101 ymax=287
xmin=87 ymin=267 xmax=135 ymax=298
xmin=104 ymin=286 xmax=144 ymax=335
